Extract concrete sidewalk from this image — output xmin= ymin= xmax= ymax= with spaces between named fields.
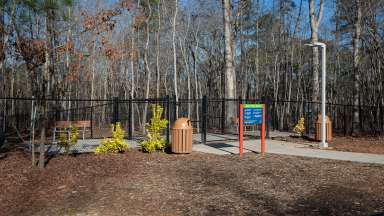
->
xmin=193 ymin=139 xmax=384 ymax=165
xmin=33 ymin=133 xmax=384 ymax=165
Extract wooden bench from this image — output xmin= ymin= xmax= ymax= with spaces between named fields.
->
xmin=74 ymin=121 xmax=92 ymax=140
xmin=53 ymin=120 xmax=91 ymax=142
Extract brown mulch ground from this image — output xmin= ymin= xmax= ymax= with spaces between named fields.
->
xmin=274 ymin=136 xmax=384 ymax=154
xmin=329 ymin=137 xmax=384 ymax=154
xmin=1 ymin=150 xmax=384 ymax=216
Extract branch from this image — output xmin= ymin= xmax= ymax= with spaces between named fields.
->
xmin=315 ymin=0 xmax=324 ymax=29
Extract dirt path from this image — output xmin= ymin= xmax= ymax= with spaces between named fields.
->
xmin=1 ymin=150 xmax=383 ymax=216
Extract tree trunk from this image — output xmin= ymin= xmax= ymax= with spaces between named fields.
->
xmin=156 ymin=0 xmax=161 ymax=98
xmin=223 ymin=0 xmax=236 ymax=130
xmin=191 ymin=23 xmax=200 ymax=132
xmin=39 ymin=15 xmax=52 ymax=169
xmin=38 ymin=119 xmax=46 ymax=169
xmin=308 ymin=0 xmax=324 ymax=102
xmin=179 ymin=39 xmax=190 ymax=118
xmin=90 ymin=36 xmax=97 ymax=108
xmin=142 ymin=0 xmax=152 ymax=133
xmin=352 ymin=0 xmax=362 ymax=135
xmin=179 ymin=16 xmax=190 ymax=118
xmin=255 ymin=0 xmax=260 ymax=98
xmin=0 ymin=0 xmax=4 ymax=99
xmin=172 ymin=0 xmax=179 ymax=119
xmin=130 ymin=36 xmax=135 ymax=133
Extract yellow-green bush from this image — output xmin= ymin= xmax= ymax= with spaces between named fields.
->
xmin=293 ymin=117 xmax=305 ymax=136
xmin=95 ymin=122 xmax=128 ymax=154
xmin=58 ymin=125 xmax=78 ymax=154
xmin=140 ymin=105 xmax=168 ymax=153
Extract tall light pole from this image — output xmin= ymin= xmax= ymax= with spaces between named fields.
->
xmin=306 ymin=42 xmax=328 ymax=148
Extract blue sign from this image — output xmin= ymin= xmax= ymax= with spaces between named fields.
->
xmin=243 ymin=104 xmax=263 ymax=125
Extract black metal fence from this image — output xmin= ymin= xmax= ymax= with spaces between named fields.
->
xmin=1 ymin=96 xmax=383 ymax=149
xmin=271 ymin=100 xmax=384 ymax=136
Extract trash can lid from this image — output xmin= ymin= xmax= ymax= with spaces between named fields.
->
xmin=173 ymin=118 xmax=193 ymax=129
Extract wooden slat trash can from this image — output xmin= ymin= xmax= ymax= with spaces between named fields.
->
xmin=171 ymin=118 xmax=193 ymax=154
xmin=315 ymin=115 xmax=332 ymax=142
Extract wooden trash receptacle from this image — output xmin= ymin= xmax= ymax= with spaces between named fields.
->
xmin=171 ymin=118 xmax=193 ymax=154
xmin=315 ymin=115 xmax=332 ymax=142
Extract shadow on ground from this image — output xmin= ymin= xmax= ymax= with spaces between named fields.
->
xmin=290 ymin=184 xmax=384 ymax=216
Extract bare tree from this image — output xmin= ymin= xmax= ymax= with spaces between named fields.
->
xmin=172 ymin=0 xmax=179 ymax=118
xmin=39 ymin=12 xmax=52 ymax=169
xmin=0 ymin=1 xmax=4 ymax=97
xmin=352 ymin=0 xmax=362 ymax=134
xmin=308 ymin=0 xmax=324 ymax=102
xmin=142 ymin=0 xmax=152 ymax=133
xmin=223 ymin=0 xmax=236 ymax=129
xmin=155 ymin=0 xmax=161 ymax=98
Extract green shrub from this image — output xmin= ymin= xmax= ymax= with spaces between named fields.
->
xmin=95 ymin=122 xmax=128 ymax=154
xmin=140 ymin=105 xmax=168 ymax=153
xmin=58 ymin=125 xmax=78 ymax=154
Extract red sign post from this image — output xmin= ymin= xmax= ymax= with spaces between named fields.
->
xmin=239 ymin=104 xmax=266 ymax=157
xmin=239 ymin=104 xmax=244 ymax=156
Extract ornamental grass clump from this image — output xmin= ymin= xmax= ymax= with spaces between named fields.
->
xmin=95 ymin=122 xmax=128 ymax=153
xmin=293 ymin=117 xmax=305 ymax=137
xmin=140 ymin=105 xmax=168 ymax=153
xmin=58 ymin=125 xmax=78 ymax=154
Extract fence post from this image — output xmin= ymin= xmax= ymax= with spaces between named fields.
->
xmin=201 ymin=95 xmax=207 ymax=144
xmin=301 ymin=100 xmax=305 ymax=128
xmin=90 ymin=105 xmax=94 ymax=138
xmin=166 ymin=95 xmax=171 ymax=145
xmin=16 ymin=103 xmax=20 ymax=130
xmin=4 ymin=99 xmax=7 ymax=134
xmin=238 ymin=96 xmax=242 ymax=115
xmin=238 ymin=96 xmax=242 ymax=136
xmin=55 ymin=98 xmax=59 ymax=122
xmin=0 ymin=101 xmax=4 ymax=147
xmin=75 ymin=99 xmax=79 ymax=121
xmin=304 ymin=101 xmax=310 ymax=136
xmin=221 ymin=98 xmax=225 ymax=134
xmin=271 ymin=100 xmax=276 ymax=131
xmin=172 ymin=95 xmax=177 ymax=123
xmin=343 ymin=105 xmax=347 ymax=136
xmin=112 ymin=97 xmax=119 ymax=125
xmin=359 ymin=104 xmax=363 ymax=134
xmin=381 ymin=105 xmax=384 ymax=135
xmin=128 ymin=97 xmax=133 ymax=140
xmin=262 ymin=96 xmax=271 ymax=138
